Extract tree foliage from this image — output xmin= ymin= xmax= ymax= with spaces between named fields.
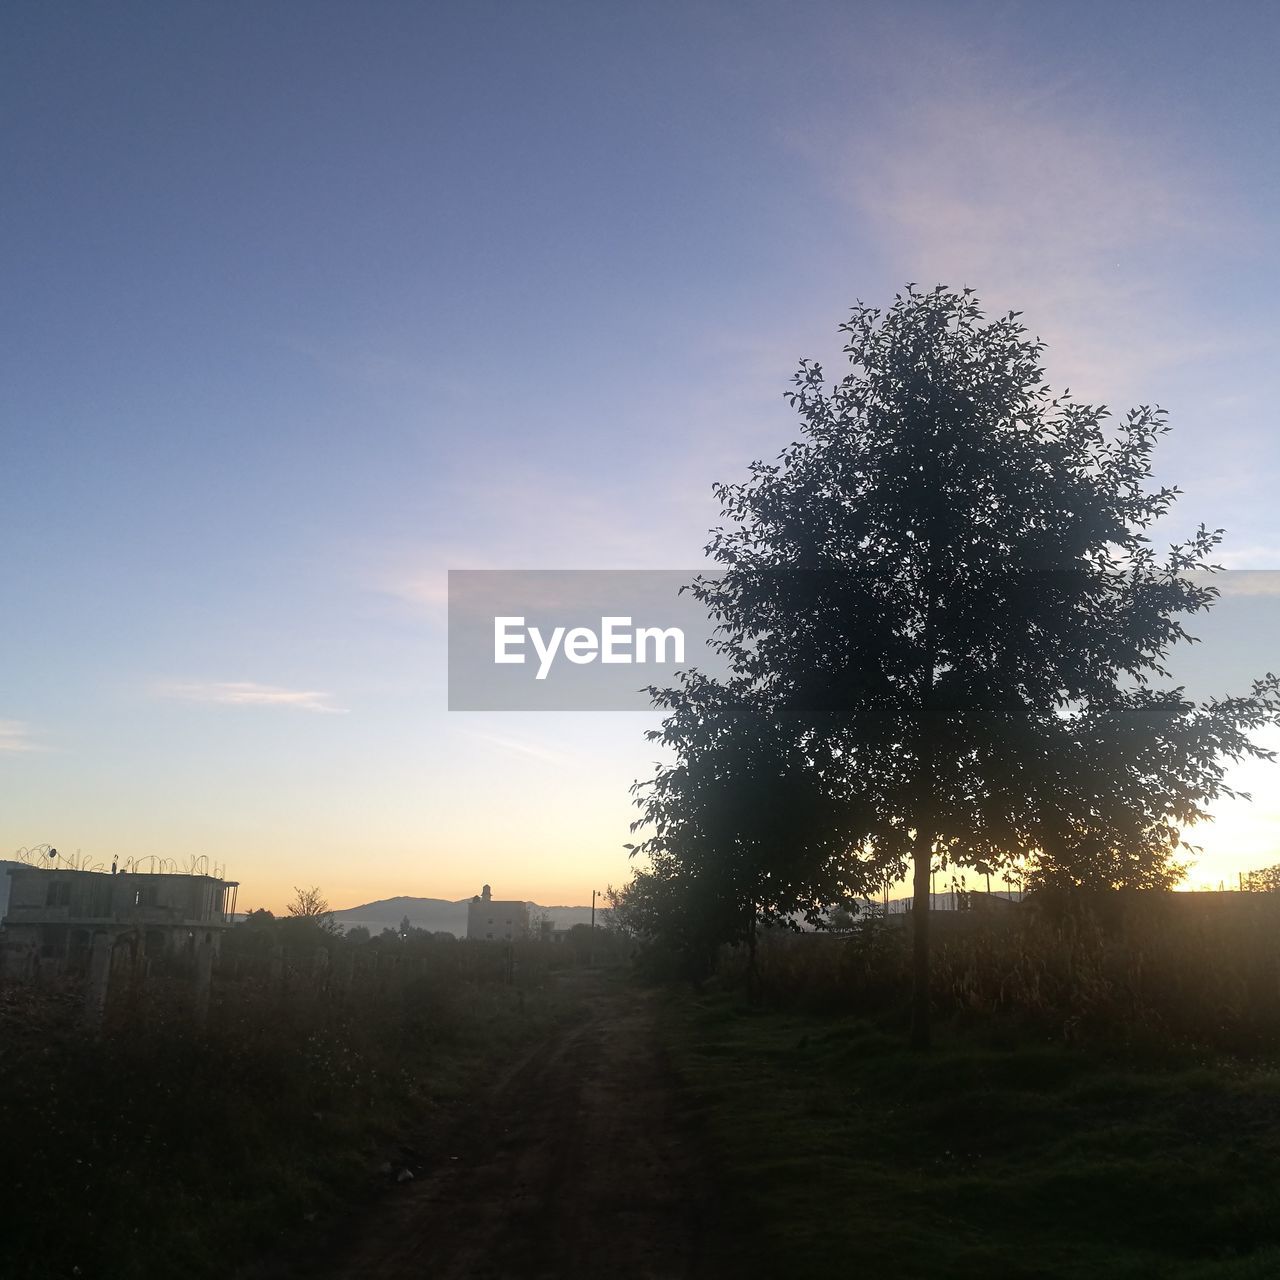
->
xmin=628 ymin=672 xmax=871 ymax=975
xmin=629 ymin=285 xmax=1280 ymax=1043
xmin=285 ymin=885 xmax=341 ymax=934
xmin=1243 ymin=863 xmax=1280 ymax=893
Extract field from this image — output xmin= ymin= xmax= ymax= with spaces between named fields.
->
xmin=655 ymin=896 xmax=1280 ymax=1278
xmin=6 ymin=898 xmax=1280 ymax=1278
xmin=663 ymin=989 xmax=1280 ymax=1278
xmin=0 ymin=930 xmax=584 ymax=1280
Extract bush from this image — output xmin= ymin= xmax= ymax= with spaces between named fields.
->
xmin=718 ymin=894 xmax=1280 ymax=1053
xmin=0 ymin=934 xmax=567 ymax=1279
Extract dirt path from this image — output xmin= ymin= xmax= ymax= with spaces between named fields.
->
xmin=310 ymin=974 xmax=728 ymax=1279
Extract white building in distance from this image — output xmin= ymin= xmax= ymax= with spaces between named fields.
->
xmin=466 ymin=884 xmax=528 ymax=941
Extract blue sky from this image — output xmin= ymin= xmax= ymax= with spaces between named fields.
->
xmin=3 ymin=1 xmax=1279 ymax=909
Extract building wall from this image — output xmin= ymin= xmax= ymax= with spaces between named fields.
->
xmin=0 ymin=867 xmax=237 ymax=977
xmin=3 ymin=868 xmax=234 ymax=925
xmin=466 ymin=899 xmax=529 ymax=941
xmin=0 ymin=860 xmax=27 ymax=921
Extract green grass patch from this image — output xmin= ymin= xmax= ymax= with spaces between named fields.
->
xmin=661 ymin=990 xmax=1280 ymax=1279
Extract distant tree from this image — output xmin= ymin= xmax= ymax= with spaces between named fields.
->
xmin=638 ymin=285 xmax=1280 ymax=1049
xmin=286 ymin=885 xmax=330 ymax=918
xmin=607 ymin=870 xmax=678 ymax=941
xmin=603 ymin=885 xmax=630 ymax=935
xmin=825 ymin=904 xmax=857 ymax=932
xmin=1243 ymin=864 xmax=1280 ymax=893
xmin=228 ymin=906 xmax=280 ymax=963
xmin=285 ymin=885 xmax=341 ymax=935
xmin=344 ymin=924 xmax=371 ymax=944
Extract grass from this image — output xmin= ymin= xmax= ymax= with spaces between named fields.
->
xmin=10 ymin=906 xmax=1280 ymax=1278
xmin=0 ymin=940 xmax=584 ymax=1280
xmin=661 ymin=989 xmax=1280 ymax=1279
xmin=726 ymin=896 xmax=1280 ymax=1056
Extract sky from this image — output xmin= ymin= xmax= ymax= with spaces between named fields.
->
xmin=3 ymin=1 xmax=1280 ymax=911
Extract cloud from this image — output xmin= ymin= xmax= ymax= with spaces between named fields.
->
xmin=463 ymin=730 xmax=572 ymax=766
xmin=373 ymin=545 xmax=500 ymax=618
xmin=157 ymin=681 xmax=347 ymax=714
xmin=1214 ymin=553 xmax=1280 ymax=575
xmin=369 ymin=466 xmax=717 ymax=621
xmin=0 ymin=720 xmax=45 ymax=752
xmin=1176 ymin=568 xmax=1280 ymax=594
xmin=797 ymin=56 xmax=1249 ymax=407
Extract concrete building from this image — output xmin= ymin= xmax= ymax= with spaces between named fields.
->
xmin=466 ymin=884 xmax=528 ymax=941
xmin=0 ymin=859 xmax=26 ymax=922
xmin=0 ymin=864 xmax=239 ymax=978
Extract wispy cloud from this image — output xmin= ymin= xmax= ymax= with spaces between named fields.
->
xmin=0 ymin=720 xmax=46 ymax=752
xmin=373 ymin=546 xmax=501 ymax=617
xmin=795 ymin=53 xmax=1250 ymax=407
xmin=463 ymin=729 xmax=571 ymax=766
xmin=156 ymin=681 xmax=348 ymax=714
xmin=369 ymin=468 xmax=715 ymax=620
xmin=1214 ymin=553 xmax=1280 ymax=575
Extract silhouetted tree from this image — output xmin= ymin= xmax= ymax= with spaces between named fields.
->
xmin=630 ymin=673 xmax=872 ymax=983
xmin=645 ymin=284 xmax=1279 ymax=1048
xmin=1243 ymin=864 xmax=1280 ymax=893
xmin=825 ymin=904 xmax=856 ymax=932
xmin=285 ymin=885 xmax=341 ymax=935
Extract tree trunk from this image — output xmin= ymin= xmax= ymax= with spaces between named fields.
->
xmin=910 ymin=835 xmax=932 ymax=1050
xmin=911 ymin=384 xmax=941 ymax=1052
xmin=746 ymin=908 xmax=760 ymax=1006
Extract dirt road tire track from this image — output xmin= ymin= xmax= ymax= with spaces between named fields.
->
xmin=310 ymin=975 xmax=732 ymax=1279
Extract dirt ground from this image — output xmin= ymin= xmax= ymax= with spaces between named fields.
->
xmin=300 ymin=972 xmax=736 ymax=1279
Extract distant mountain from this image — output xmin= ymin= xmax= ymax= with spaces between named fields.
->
xmin=332 ymin=895 xmax=599 ymax=938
